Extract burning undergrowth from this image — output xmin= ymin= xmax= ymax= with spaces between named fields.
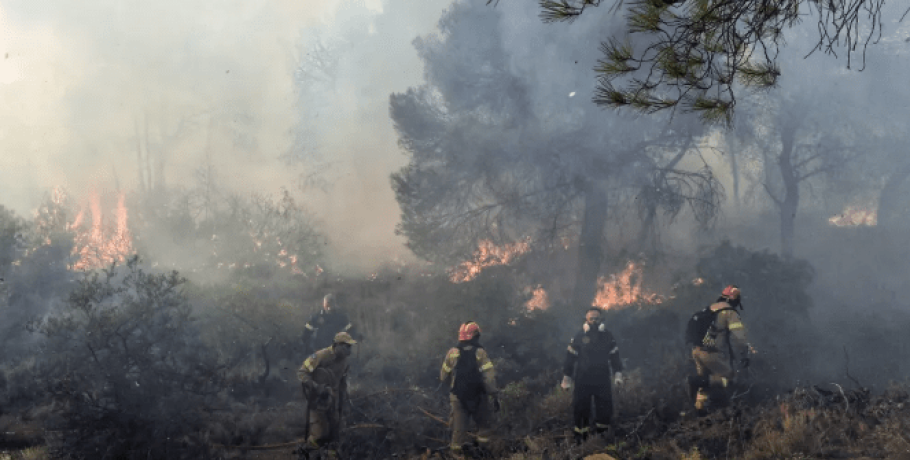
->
xmin=1 ymin=235 xmax=910 ymax=459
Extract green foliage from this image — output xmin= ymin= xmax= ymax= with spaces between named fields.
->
xmin=30 ymin=257 xmax=223 ymax=459
xmin=539 ymin=0 xmax=887 ymax=124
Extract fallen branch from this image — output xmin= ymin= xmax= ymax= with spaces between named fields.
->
xmin=418 ymin=406 xmax=449 ymax=426
xmin=832 ymin=382 xmax=849 ymax=412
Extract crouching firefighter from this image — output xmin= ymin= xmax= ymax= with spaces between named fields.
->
xmin=439 ymin=321 xmax=500 ymax=454
xmin=561 ymin=307 xmax=624 ymax=443
xmin=685 ymin=285 xmax=755 ymax=414
xmin=297 ymin=331 xmax=357 ymax=454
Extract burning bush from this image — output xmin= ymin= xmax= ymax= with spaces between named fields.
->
xmin=28 ymin=257 xmax=225 ymax=459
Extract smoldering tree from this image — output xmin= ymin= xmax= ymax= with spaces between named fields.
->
xmin=736 ymin=71 xmax=867 ymax=258
xmin=131 ymin=163 xmax=325 ymax=278
xmin=391 ymin=0 xmax=723 ymax=308
xmin=29 ymin=257 xmax=224 ymax=459
xmin=529 ymin=0 xmax=895 ymax=124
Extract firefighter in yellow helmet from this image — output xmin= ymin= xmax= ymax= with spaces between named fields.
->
xmin=297 ymin=331 xmax=357 ymax=454
xmin=687 ymin=285 xmax=755 ymax=414
xmin=439 ymin=321 xmax=500 ymax=454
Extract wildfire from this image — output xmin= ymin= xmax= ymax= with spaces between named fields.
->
xmin=592 ymin=262 xmax=664 ymax=310
xmin=524 ymin=285 xmax=550 ymax=311
xmin=70 ymin=190 xmax=134 ymax=271
xmin=828 ymin=205 xmax=877 ymax=227
xmin=449 ymin=238 xmax=531 ymax=283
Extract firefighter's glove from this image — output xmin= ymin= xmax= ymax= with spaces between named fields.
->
xmin=613 ymin=372 xmax=623 ymax=386
xmin=492 ymin=395 xmax=501 ymax=413
xmin=560 ymin=375 xmax=573 ymax=390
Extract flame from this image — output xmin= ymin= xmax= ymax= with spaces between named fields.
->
xmin=70 ymin=190 xmax=134 ymax=271
xmin=828 ymin=204 xmax=877 ymax=227
xmin=449 ymin=238 xmax=531 ymax=283
xmin=592 ymin=262 xmax=664 ymax=310
xmin=524 ymin=285 xmax=550 ymax=311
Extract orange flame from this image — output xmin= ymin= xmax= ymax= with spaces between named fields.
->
xmin=70 ymin=190 xmax=134 ymax=271
xmin=828 ymin=205 xmax=877 ymax=227
xmin=592 ymin=262 xmax=664 ymax=310
xmin=449 ymin=238 xmax=531 ymax=283
xmin=524 ymin=285 xmax=550 ymax=311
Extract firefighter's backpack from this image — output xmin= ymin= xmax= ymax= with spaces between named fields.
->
xmin=451 ymin=345 xmax=486 ymax=411
xmin=684 ymin=306 xmax=733 ymax=347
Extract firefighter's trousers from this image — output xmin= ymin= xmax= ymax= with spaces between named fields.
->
xmin=572 ymin=382 xmax=613 ymax=437
xmin=307 ymin=407 xmax=340 ymax=446
xmin=449 ymin=393 xmax=492 ymax=450
xmin=692 ymin=347 xmax=734 ymax=410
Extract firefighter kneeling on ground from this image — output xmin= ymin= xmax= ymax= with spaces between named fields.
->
xmin=440 ymin=321 xmax=500 ymax=455
xmin=561 ymin=307 xmax=624 ymax=443
xmin=686 ymin=285 xmax=756 ymax=415
xmin=297 ymin=331 xmax=357 ymax=455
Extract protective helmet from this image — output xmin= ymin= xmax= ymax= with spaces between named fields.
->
xmin=721 ymin=285 xmax=741 ymax=299
xmin=333 ymin=331 xmax=357 ymax=345
xmin=323 ymin=293 xmax=337 ymax=308
xmin=458 ymin=321 xmax=481 ymax=341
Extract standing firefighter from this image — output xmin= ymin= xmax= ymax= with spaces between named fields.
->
xmin=440 ymin=321 xmax=500 ymax=455
xmin=303 ymin=293 xmax=358 ymax=354
xmin=297 ymin=331 xmax=357 ymax=454
xmin=561 ymin=307 xmax=624 ymax=443
xmin=685 ymin=285 xmax=754 ymax=414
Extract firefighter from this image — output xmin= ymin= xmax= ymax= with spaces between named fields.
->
xmin=561 ymin=307 xmax=624 ymax=443
xmin=297 ymin=331 xmax=357 ymax=453
xmin=440 ymin=321 xmax=500 ymax=455
xmin=303 ymin=293 xmax=359 ymax=354
xmin=688 ymin=285 xmax=755 ymax=414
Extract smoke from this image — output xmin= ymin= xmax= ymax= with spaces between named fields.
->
xmin=0 ymin=0 xmax=450 ymax=275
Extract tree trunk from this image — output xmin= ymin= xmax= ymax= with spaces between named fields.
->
xmin=571 ymin=180 xmax=608 ymax=309
xmin=729 ymin=143 xmax=740 ymax=208
xmin=877 ymin=164 xmax=910 ymax=230
xmin=778 ymin=127 xmax=799 ymax=259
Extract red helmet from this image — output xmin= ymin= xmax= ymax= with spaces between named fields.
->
xmin=721 ymin=285 xmax=741 ymax=299
xmin=458 ymin=322 xmax=481 ymax=341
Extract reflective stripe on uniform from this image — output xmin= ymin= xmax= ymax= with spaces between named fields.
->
xmin=480 ymin=361 xmax=494 ymax=371
xmin=728 ymin=322 xmax=744 ymax=330
xmin=305 ymin=323 xmax=316 ymax=331
xmin=303 ymin=357 xmax=317 ymax=372
xmin=609 ymin=346 xmax=619 ymax=354
xmin=343 ymin=323 xmax=353 ymax=331
xmin=595 ymin=423 xmax=609 ymax=429
xmin=567 ymin=345 xmax=578 ymax=355
xmin=574 ymin=426 xmax=589 ymax=433
xmin=442 ymin=363 xmax=452 ymax=373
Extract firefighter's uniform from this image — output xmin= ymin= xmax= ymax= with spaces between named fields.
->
xmin=303 ymin=308 xmax=357 ymax=352
xmin=297 ymin=342 xmax=352 ymax=448
xmin=440 ymin=344 xmax=498 ymax=451
xmin=563 ymin=323 xmax=623 ymax=439
xmin=692 ymin=300 xmax=750 ymax=411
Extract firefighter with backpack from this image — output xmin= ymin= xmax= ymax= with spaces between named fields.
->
xmin=439 ymin=321 xmax=500 ymax=455
xmin=684 ymin=285 xmax=755 ymax=414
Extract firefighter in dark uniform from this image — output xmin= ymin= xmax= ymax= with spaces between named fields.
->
xmin=561 ymin=307 xmax=624 ymax=442
xmin=303 ymin=293 xmax=358 ymax=354
xmin=440 ymin=321 xmax=500 ymax=454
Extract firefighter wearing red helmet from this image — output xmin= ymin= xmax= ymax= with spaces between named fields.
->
xmin=688 ymin=285 xmax=755 ymax=414
xmin=439 ymin=321 xmax=499 ymax=454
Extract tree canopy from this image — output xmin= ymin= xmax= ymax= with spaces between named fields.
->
xmin=505 ymin=0 xmax=896 ymax=124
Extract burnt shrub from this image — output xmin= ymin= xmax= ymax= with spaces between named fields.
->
xmin=30 ymin=257 xmax=225 ymax=459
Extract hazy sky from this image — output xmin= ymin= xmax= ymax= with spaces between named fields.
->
xmin=0 ymin=0 xmax=451 ymax=272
